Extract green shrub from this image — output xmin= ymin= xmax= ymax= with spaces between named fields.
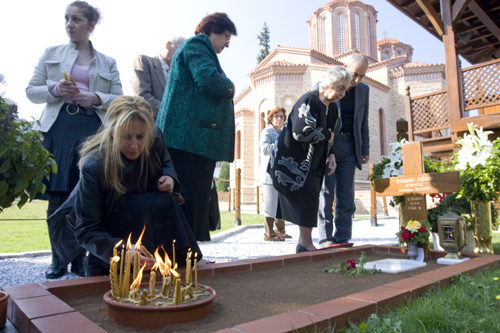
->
xmin=0 ymin=93 xmax=56 ymax=211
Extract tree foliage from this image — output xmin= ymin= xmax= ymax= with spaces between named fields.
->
xmin=256 ymin=22 xmax=271 ymax=64
xmin=0 ymin=94 xmax=56 ymax=212
xmin=217 ymin=161 xmax=230 ymax=192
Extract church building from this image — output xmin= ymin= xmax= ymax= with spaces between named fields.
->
xmin=231 ymin=0 xmax=446 ymax=211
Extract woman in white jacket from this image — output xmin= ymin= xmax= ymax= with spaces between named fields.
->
xmin=260 ymin=107 xmax=292 ymax=241
xmin=26 ymin=1 xmax=122 ymax=279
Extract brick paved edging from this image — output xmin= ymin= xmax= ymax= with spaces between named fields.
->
xmin=2 ymin=245 xmax=499 ymax=333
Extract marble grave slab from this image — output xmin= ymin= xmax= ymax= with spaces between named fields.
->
xmin=363 ymin=259 xmax=427 ymax=274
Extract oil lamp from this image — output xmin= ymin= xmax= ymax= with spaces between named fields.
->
xmin=437 ymin=213 xmax=466 ymax=260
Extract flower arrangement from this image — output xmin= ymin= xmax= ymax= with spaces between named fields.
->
xmin=454 ymin=123 xmax=500 ymax=202
xmin=323 ymin=252 xmax=380 ymax=276
xmin=396 ymin=219 xmax=430 ymax=245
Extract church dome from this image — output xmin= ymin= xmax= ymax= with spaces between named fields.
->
xmin=308 ymin=0 xmax=378 ymax=58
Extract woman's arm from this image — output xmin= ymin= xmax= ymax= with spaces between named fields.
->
xmin=290 ymin=98 xmax=331 ymax=145
xmin=260 ymin=127 xmax=277 ymax=156
xmin=26 ymin=48 xmax=63 ymax=105
xmin=183 ymin=41 xmax=234 ymax=99
xmin=74 ymin=159 xmax=120 ymax=263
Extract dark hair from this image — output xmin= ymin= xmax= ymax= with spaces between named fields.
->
xmin=267 ymin=107 xmax=286 ymax=125
xmin=195 ymin=12 xmax=237 ymax=36
xmin=68 ymin=1 xmax=101 ymax=24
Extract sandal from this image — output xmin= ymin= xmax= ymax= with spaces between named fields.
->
xmin=264 ymin=236 xmax=285 ymax=242
xmin=276 ymin=232 xmax=292 ymax=239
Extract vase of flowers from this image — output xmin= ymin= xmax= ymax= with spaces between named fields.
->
xmin=396 ymin=219 xmax=431 ymax=260
xmin=454 ymin=123 xmax=500 ymax=254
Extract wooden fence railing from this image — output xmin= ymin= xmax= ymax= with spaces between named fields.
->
xmin=406 ymin=58 xmax=500 ymax=139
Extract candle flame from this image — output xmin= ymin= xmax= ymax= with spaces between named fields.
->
xmin=130 ymin=263 xmax=146 ymax=290
xmin=111 ymin=256 xmax=120 ymax=263
xmin=195 ymin=252 xmax=198 ymax=258
xmin=161 ymin=245 xmax=172 ymax=269
xmin=153 ymin=247 xmax=169 ymax=276
xmin=170 ymin=263 xmax=180 ymax=278
xmin=135 ymin=224 xmax=146 ymax=248
xmin=114 ymin=240 xmax=123 ymax=248
xmin=188 ymin=251 xmax=192 ymax=259
xmin=126 ymin=234 xmax=132 ymax=250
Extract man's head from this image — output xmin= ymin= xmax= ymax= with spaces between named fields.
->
xmin=345 ymin=53 xmax=369 ymax=88
xmin=161 ymin=36 xmax=186 ymax=65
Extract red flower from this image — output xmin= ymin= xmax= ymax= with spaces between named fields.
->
xmin=346 ymin=260 xmax=356 ymax=270
xmin=419 ymin=226 xmax=427 ymax=233
xmin=401 ymin=231 xmax=414 ymax=242
xmin=401 ymin=226 xmax=405 ymax=230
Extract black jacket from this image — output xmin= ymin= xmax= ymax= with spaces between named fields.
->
xmin=268 ymin=90 xmax=338 ymax=202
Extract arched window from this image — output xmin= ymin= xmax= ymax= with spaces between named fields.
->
xmin=379 ymin=108 xmax=387 ymax=156
xmin=367 ymin=17 xmax=371 ymax=57
xmin=235 ymin=130 xmax=241 ymax=160
xmin=354 ymin=13 xmax=360 ymax=51
xmin=338 ymin=13 xmax=345 ymax=54
xmin=323 ymin=17 xmax=328 ymax=54
xmin=259 ymin=112 xmax=266 ymax=144
xmin=384 ymin=51 xmax=390 ymax=60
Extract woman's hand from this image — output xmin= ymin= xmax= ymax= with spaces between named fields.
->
xmin=327 ymin=154 xmax=337 ymax=175
xmin=56 ymin=79 xmax=79 ymax=96
xmin=70 ymin=92 xmax=100 ymax=108
xmin=158 ymin=175 xmax=174 ymax=193
xmin=139 ymin=255 xmax=157 ymax=271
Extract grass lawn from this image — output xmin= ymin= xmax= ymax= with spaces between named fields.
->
xmin=342 ymin=267 xmax=500 ymax=332
xmin=0 ymin=200 xmax=264 ymax=253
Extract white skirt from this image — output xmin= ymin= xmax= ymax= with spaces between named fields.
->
xmin=262 ymin=184 xmax=279 ymax=218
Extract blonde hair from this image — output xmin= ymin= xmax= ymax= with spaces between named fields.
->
xmin=79 ymin=96 xmax=156 ymax=195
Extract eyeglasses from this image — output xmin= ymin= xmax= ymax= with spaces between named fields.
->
xmin=273 ymin=115 xmax=284 ymax=119
xmin=225 ymin=33 xmax=231 ymax=47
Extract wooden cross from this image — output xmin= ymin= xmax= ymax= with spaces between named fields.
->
xmin=374 ymin=142 xmax=460 ymax=222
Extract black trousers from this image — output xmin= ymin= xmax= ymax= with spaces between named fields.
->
xmin=168 ymin=148 xmax=216 ymax=242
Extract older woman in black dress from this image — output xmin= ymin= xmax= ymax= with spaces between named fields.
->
xmin=269 ymin=66 xmax=352 ymax=253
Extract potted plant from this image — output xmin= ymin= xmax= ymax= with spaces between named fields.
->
xmin=396 ymin=219 xmax=431 ymax=260
xmin=0 ymin=74 xmax=56 ymax=212
xmin=454 ymin=123 xmax=500 ymax=253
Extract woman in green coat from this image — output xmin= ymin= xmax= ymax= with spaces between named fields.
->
xmin=156 ymin=13 xmax=237 ymax=241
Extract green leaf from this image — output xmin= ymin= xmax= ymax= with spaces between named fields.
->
xmin=49 ymin=159 xmax=58 ymax=174
xmin=0 ymin=180 xmax=7 ymax=196
xmin=17 ymin=191 xmax=29 ymax=209
xmin=0 ymin=160 xmax=10 ymax=173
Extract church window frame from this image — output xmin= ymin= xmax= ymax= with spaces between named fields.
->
xmin=235 ymin=130 xmax=241 ymax=160
xmin=354 ymin=13 xmax=360 ymax=51
xmin=379 ymin=108 xmax=387 ymax=156
xmin=323 ymin=16 xmax=328 ymax=55
xmin=338 ymin=13 xmax=345 ymax=54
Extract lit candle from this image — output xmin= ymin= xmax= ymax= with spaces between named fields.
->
xmin=121 ymin=234 xmax=132 ymax=297
xmin=109 ymin=256 xmax=120 ymax=300
xmin=118 ymin=244 xmax=124 ymax=295
xmin=133 ymin=226 xmax=146 ymax=281
xmin=113 ymin=239 xmax=123 ymax=258
xmin=194 ymin=252 xmax=198 ymax=294
xmin=129 ymin=263 xmax=146 ymax=301
xmin=149 ymin=270 xmax=156 ymax=297
xmin=186 ymin=250 xmax=192 ymax=286
xmin=172 ymin=240 xmax=176 ymax=268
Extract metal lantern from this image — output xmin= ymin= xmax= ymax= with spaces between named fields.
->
xmin=438 ymin=213 xmax=467 ymax=259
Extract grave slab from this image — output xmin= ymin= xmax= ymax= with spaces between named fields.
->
xmin=437 ymin=257 xmax=471 ymax=265
xmin=364 ymin=259 xmax=427 ymax=274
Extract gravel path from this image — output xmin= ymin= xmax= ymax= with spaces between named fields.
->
xmin=0 ymin=217 xmax=399 ymax=288
xmin=0 ymin=217 xmax=399 ymax=332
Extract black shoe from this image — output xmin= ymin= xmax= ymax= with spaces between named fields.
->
xmin=45 ymin=255 xmax=67 ymax=279
xmin=296 ymin=243 xmax=309 ymax=253
xmin=71 ymin=254 xmax=86 ymax=277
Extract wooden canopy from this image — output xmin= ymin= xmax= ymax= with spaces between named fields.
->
xmin=386 ymin=0 xmax=500 ymax=64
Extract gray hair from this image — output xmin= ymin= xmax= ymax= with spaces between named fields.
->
xmin=319 ymin=66 xmax=352 ymax=90
xmin=345 ymin=53 xmax=369 ymax=67
xmin=170 ymin=36 xmax=186 ymax=47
